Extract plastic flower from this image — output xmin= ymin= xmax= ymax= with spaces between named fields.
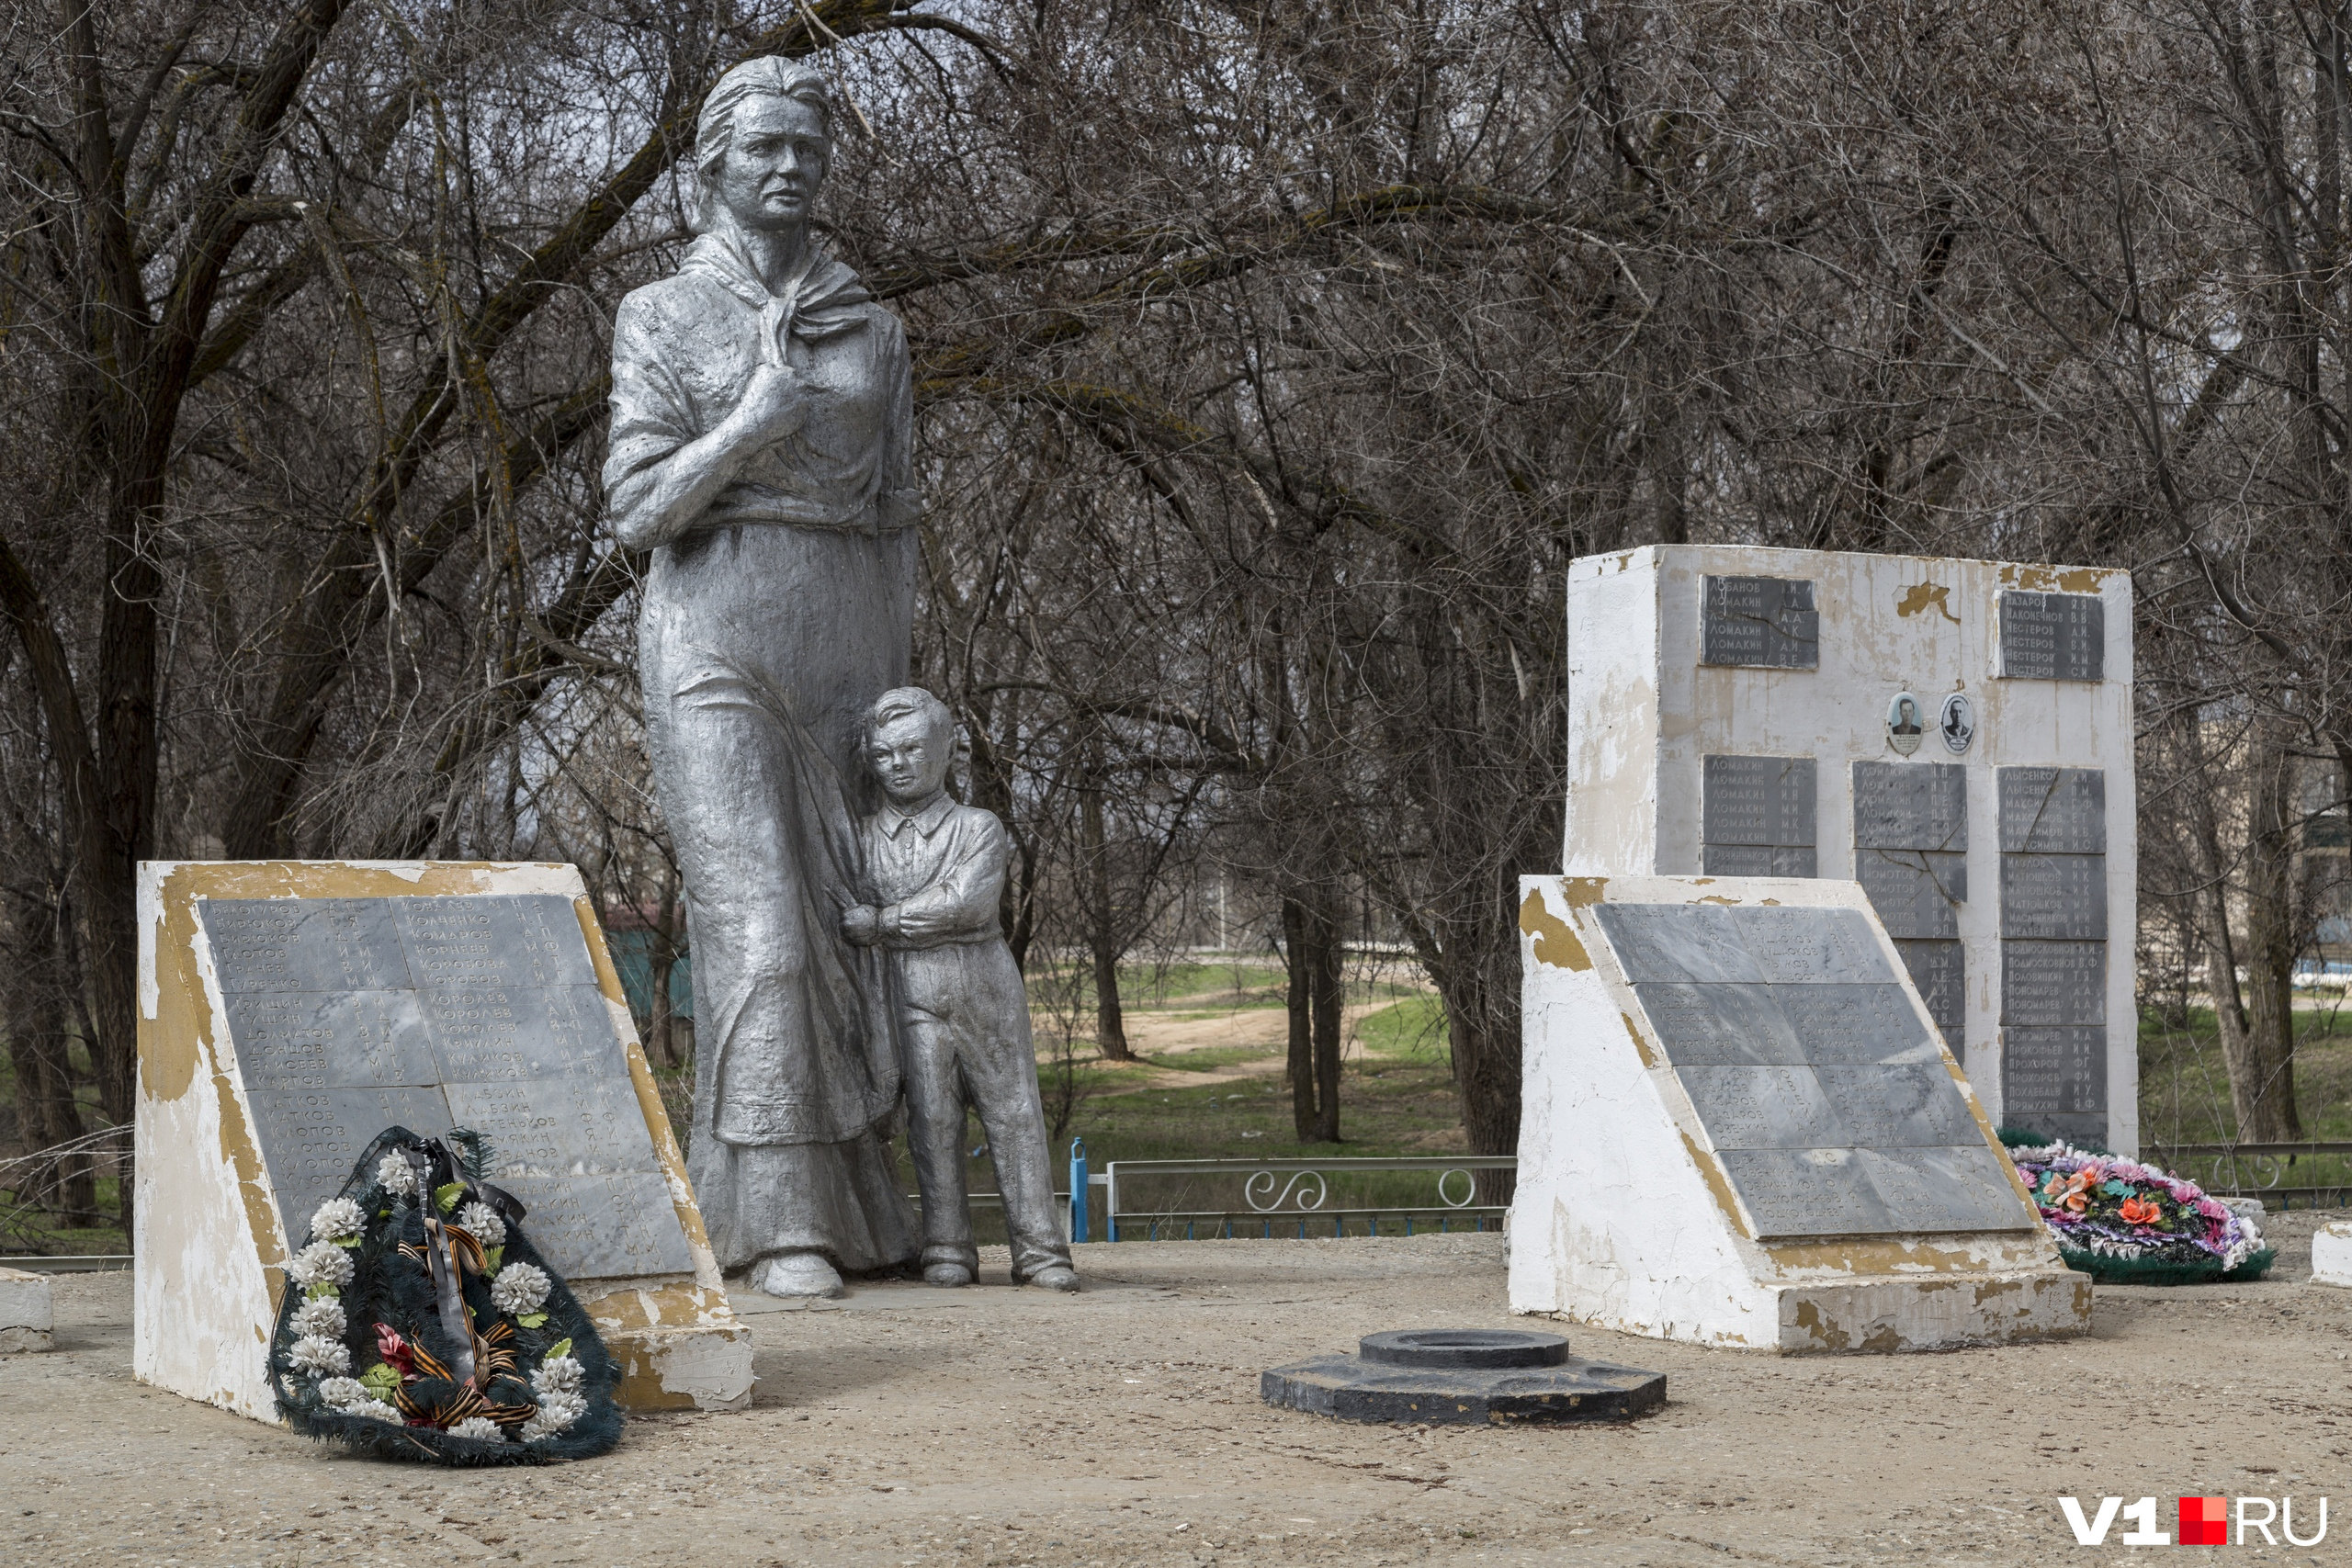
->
xmin=489 ymin=1260 xmax=550 ymax=1316
xmin=376 ymin=1153 xmax=421 ymax=1197
xmin=521 ymin=1390 xmax=585 ymax=1441
xmin=455 ymin=1201 xmax=507 ymax=1247
xmin=448 ymin=1416 xmax=506 ymax=1443
xmin=2119 ymin=1197 xmax=2162 ymax=1226
xmin=288 ymin=1335 xmax=351 ymax=1376
xmin=309 ymin=1196 xmax=367 ymax=1241
xmin=290 ymin=1296 xmax=346 ymax=1339
xmin=286 ymin=1240 xmax=355 ymax=1290
xmin=2053 ymin=1170 xmax=2096 ymax=1213
xmin=374 ymin=1323 xmax=416 ymax=1378
xmin=533 ymin=1354 xmax=583 ymax=1397
xmin=315 ymin=1376 xmax=368 ymax=1411
xmin=348 ymin=1397 xmax=402 ymax=1424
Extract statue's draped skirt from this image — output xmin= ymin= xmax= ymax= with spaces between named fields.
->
xmin=642 ymin=520 xmax=921 ymax=1274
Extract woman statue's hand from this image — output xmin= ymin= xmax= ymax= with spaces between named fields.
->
xmin=725 ymin=359 xmax=807 ymax=448
xmin=840 ymin=904 xmax=881 ymax=946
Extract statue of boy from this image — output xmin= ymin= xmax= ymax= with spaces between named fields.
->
xmin=841 ymin=689 xmax=1079 ymax=1292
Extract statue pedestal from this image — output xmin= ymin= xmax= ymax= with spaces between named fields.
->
xmin=134 ymin=860 xmax=752 ymax=1416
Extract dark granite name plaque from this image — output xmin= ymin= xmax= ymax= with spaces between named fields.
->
xmin=1702 ymin=755 xmax=1816 ymax=877
xmin=2000 ymin=591 xmax=2104 ymax=682
xmin=1996 ymin=769 xmax=2109 ymax=1137
xmin=199 ymin=896 xmax=692 ymax=1280
xmin=1701 ymin=576 xmax=1820 ymax=669
xmin=1850 ymin=762 xmax=1969 ymax=1047
xmin=1895 ymin=939 xmax=1966 ymax=1042
xmin=1853 ymin=762 xmax=1967 ymax=852
xmin=1998 ymin=768 xmax=2106 ymax=855
xmin=1593 ymin=901 xmax=2030 ymax=1239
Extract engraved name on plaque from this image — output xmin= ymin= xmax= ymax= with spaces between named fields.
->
xmin=1701 ymin=755 xmax=1817 ymax=877
xmin=198 ymin=895 xmax=693 ymax=1280
xmin=1996 ymin=768 xmax=2109 ymax=1141
xmin=1999 ymin=591 xmax=2105 ymax=682
xmin=1595 ymin=901 xmax=2027 ymax=1240
xmin=1701 ymin=575 xmax=1820 ymax=670
xmin=1851 ymin=761 xmax=1967 ymax=1043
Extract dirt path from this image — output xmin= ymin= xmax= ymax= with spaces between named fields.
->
xmin=7 ymin=1214 xmax=2347 ymax=1566
xmin=1086 ymin=994 xmax=1431 ymax=1091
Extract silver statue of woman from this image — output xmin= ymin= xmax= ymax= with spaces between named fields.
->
xmin=605 ymin=57 xmax=922 ymax=1299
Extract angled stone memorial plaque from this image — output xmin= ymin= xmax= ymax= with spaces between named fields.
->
xmin=137 ymin=862 xmax=752 ymax=1423
xmin=1701 ymin=575 xmax=1819 ymax=669
xmin=2000 ymin=591 xmax=2105 ymax=682
xmin=1702 ymin=755 xmax=1816 ymax=876
xmin=1514 ymin=874 xmax=2087 ymax=1352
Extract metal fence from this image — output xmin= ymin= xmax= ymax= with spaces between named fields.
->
xmin=1072 ymin=1150 xmax=1515 ymax=1241
xmin=2155 ymin=1142 xmax=2352 ymax=1209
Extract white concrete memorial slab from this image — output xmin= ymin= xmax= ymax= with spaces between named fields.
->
xmin=1564 ymin=545 xmax=2134 ymax=1151
xmin=134 ymin=861 xmax=751 ymax=1419
xmin=1511 ymin=874 xmax=2088 ymax=1350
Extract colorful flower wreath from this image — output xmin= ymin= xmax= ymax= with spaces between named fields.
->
xmin=267 ymin=1125 xmax=623 ymax=1463
xmin=2003 ymin=1134 xmax=2273 ymax=1285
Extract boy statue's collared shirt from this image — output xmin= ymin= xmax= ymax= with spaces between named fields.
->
xmin=865 ymin=791 xmax=1011 ymax=947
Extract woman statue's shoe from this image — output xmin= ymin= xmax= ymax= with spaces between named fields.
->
xmin=755 ymin=1252 xmax=844 ymax=1299
xmin=1025 ymin=1265 xmax=1080 ymax=1293
xmin=922 ymin=1262 xmax=973 ymax=1288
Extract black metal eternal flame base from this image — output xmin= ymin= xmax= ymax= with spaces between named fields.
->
xmin=1261 ymin=1329 xmax=1667 ymax=1426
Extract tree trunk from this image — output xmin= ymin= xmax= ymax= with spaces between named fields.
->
xmin=1283 ymin=896 xmax=1315 ymax=1138
xmin=2235 ymin=722 xmax=2305 ymax=1141
xmin=1081 ymin=764 xmax=1131 ymax=1060
xmin=645 ymin=866 xmax=683 ymax=1070
xmin=1308 ymin=895 xmax=1343 ymax=1145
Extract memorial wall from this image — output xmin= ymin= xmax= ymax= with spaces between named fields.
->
xmin=1563 ymin=546 xmax=2133 ymax=1152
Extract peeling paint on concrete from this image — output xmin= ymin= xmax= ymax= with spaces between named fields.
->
xmin=1518 ymin=887 xmax=1590 ymax=971
xmin=1895 ymin=581 xmax=1961 ymax=623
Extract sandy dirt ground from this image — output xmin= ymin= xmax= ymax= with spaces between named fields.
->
xmin=6 ymin=1216 xmax=2348 ymax=1568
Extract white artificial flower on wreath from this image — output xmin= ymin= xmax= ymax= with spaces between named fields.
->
xmin=489 ymin=1260 xmax=550 ymax=1315
xmin=288 ymin=1335 xmax=351 ymax=1376
xmin=349 ymin=1397 xmax=403 ymax=1424
xmin=315 ymin=1376 xmax=368 ymax=1411
xmin=448 ymin=1416 xmax=506 ymax=1443
xmin=290 ymin=1296 xmax=346 ymax=1339
xmin=309 ymin=1196 xmax=366 ymax=1241
xmin=455 ymin=1201 xmax=507 ymax=1247
xmin=376 ymin=1153 xmax=420 ymax=1197
xmin=286 ymin=1241 xmax=355 ymax=1290
xmin=521 ymin=1390 xmax=585 ymax=1441
xmin=532 ymin=1354 xmax=582 ymax=1397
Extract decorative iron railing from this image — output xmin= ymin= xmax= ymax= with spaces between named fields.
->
xmin=1097 ymin=1154 xmax=1516 ymax=1241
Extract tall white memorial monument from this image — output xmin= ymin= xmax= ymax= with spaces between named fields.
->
xmin=1561 ymin=545 xmax=2133 ymax=1150
xmin=1510 ymin=544 xmax=2126 ymax=1350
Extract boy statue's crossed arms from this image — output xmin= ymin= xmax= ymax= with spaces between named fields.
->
xmin=841 ymin=687 xmax=1079 ymax=1292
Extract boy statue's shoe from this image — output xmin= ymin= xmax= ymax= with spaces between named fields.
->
xmin=1025 ymin=1265 xmax=1080 ymax=1293
xmin=754 ymin=1252 xmax=844 ymax=1299
xmin=922 ymin=1261 xmax=974 ymax=1288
